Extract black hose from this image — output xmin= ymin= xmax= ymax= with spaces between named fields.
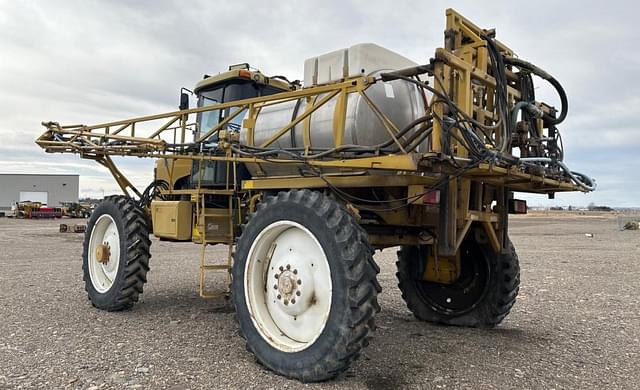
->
xmin=374 ymin=114 xmax=433 ymax=150
xmin=389 ymin=73 xmax=501 ymax=162
xmin=235 ymin=114 xmax=433 ymax=159
xmin=138 ymin=179 xmax=169 ymax=208
xmin=404 ymin=125 xmax=434 ymax=152
xmin=482 ymin=34 xmax=511 ymax=153
xmin=503 ymin=56 xmax=568 ymax=125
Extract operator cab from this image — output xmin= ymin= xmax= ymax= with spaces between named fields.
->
xmin=194 ymin=63 xmax=291 ymax=142
xmin=190 ymin=64 xmax=292 ymax=187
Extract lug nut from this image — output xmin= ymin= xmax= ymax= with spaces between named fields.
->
xmin=296 ymin=291 xmax=301 ymax=296
xmin=291 ymin=298 xmax=296 ymax=304
xmin=279 ymin=266 xmax=284 ymax=271
xmin=273 ymin=284 xmax=278 ymax=290
xmin=286 ymin=264 xmax=291 ymax=270
xmin=277 ymin=294 xmax=281 ymax=300
xmin=284 ymin=300 xmax=289 ymax=305
xmin=297 ymin=280 xmax=302 ymax=285
xmin=274 ymin=274 xmax=279 ymax=279
xmin=293 ymin=269 xmax=297 ymax=274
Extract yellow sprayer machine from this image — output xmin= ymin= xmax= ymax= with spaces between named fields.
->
xmin=36 ymin=10 xmax=594 ymax=381
xmin=13 ymin=201 xmax=63 ymax=219
xmin=60 ymin=201 xmax=93 ymax=218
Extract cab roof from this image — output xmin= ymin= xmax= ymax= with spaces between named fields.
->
xmin=194 ymin=67 xmax=292 ymax=94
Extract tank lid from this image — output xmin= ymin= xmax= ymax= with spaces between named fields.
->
xmin=303 ymin=43 xmax=417 ymax=87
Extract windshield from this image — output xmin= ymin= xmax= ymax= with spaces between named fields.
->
xmin=196 ymin=81 xmax=285 ymax=141
xmin=197 ymin=88 xmax=223 ymax=141
xmin=199 ymin=96 xmax=221 ymax=135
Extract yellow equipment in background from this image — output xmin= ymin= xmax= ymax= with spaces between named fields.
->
xmin=13 ymin=201 xmax=63 ymax=219
xmin=13 ymin=201 xmax=42 ymax=218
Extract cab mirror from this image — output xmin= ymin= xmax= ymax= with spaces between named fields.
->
xmin=179 ymin=92 xmax=189 ymax=110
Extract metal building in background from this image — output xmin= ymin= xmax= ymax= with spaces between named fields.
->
xmin=0 ymin=174 xmax=79 ymax=210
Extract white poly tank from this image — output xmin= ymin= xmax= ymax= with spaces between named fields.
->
xmin=240 ymin=44 xmax=428 ymax=175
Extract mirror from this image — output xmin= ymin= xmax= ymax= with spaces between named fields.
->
xmin=179 ymin=92 xmax=189 ymax=110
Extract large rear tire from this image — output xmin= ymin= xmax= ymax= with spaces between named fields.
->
xmin=232 ymin=190 xmax=381 ymax=382
xmin=396 ymin=232 xmax=519 ymax=327
xmin=82 ymin=196 xmax=151 ymax=311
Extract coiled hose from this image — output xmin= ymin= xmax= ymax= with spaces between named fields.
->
xmin=503 ymin=56 xmax=568 ymax=126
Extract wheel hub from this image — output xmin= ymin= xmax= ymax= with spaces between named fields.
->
xmin=277 ymin=270 xmax=296 ymax=295
xmin=96 ymin=243 xmax=111 ymax=264
xmin=274 ymin=265 xmax=304 ymax=305
xmin=272 ymin=260 xmax=311 ymax=315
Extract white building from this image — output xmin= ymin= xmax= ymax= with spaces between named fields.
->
xmin=0 ymin=174 xmax=79 ymax=210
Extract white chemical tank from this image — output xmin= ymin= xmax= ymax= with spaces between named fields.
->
xmin=240 ymin=44 xmax=429 ymax=175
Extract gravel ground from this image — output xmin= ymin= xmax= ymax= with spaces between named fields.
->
xmin=0 ymin=214 xmax=638 ymax=389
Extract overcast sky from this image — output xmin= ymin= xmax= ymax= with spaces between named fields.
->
xmin=0 ymin=0 xmax=637 ymax=206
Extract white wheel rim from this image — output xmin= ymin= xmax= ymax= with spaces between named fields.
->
xmin=244 ymin=221 xmax=332 ymax=352
xmin=88 ymin=214 xmax=120 ymax=293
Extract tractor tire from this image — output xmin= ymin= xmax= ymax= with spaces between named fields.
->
xmin=82 ymin=196 xmax=151 ymax=311
xmin=396 ymin=233 xmax=519 ymax=328
xmin=232 ymin=189 xmax=381 ymax=382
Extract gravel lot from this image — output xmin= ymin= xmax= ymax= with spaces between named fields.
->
xmin=0 ymin=214 xmax=638 ymax=389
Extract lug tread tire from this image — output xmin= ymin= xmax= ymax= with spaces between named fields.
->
xmin=396 ymin=239 xmax=519 ymax=328
xmin=232 ymin=189 xmax=380 ymax=382
xmin=82 ymin=196 xmax=151 ymax=311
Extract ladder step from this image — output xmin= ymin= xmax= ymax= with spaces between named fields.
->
xmin=200 ymin=291 xmax=230 ymax=299
xmin=201 ymin=264 xmax=230 ymax=270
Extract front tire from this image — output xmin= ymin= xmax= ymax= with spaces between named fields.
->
xmin=82 ymin=196 xmax=151 ymax=311
xmin=396 ymin=232 xmax=519 ymax=327
xmin=232 ymin=190 xmax=380 ymax=382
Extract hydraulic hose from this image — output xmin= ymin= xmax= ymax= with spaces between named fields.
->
xmin=519 ymin=157 xmax=596 ymax=191
xmin=503 ymin=57 xmax=568 ymax=126
xmin=511 ymin=101 xmax=544 ymax=137
xmin=235 ymin=113 xmax=433 ymax=158
xmin=482 ymin=35 xmax=511 ymax=154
